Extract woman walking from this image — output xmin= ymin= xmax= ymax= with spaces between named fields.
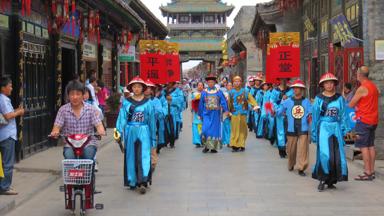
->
xmin=311 ymin=72 xmax=350 ymax=192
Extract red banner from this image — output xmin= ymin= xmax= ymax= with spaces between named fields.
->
xmin=266 ymin=45 xmax=300 ymax=83
xmin=165 ymin=54 xmax=180 ymax=83
xmin=140 ymin=53 xmax=167 ymax=84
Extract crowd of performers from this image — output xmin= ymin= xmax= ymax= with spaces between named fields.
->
xmin=191 ymin=73 xmax=352 ymax=192
xmin=112 ymin=71 xmax=361 ymax=194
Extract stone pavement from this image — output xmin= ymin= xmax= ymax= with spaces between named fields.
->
xmin=3 ymin=113 xmax=384 ymax=216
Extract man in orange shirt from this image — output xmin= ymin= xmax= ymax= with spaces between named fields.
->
xmin=349 ymin=66 xmax=379 ymax=181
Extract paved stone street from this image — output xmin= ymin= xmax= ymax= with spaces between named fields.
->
xmin=6 ymin=112 xmax=384 ymax=216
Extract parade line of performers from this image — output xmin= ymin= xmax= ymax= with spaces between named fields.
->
xmin=111 ymin=72 xmax=356 ymax=194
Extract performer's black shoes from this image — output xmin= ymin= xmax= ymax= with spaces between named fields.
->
xmin=318 ymin=181 xmax=325 ymax=192
xmin=139 ymin=185 xmax=147 ymax=194
xmin=202 ymin=148 xmax=209 ymax=153
xmin=239 ymin=147 xmax=245 ymax=152
xmin=210 ymin=150 xmax=218 ymax=153
xmin=327 ymin=184 xmax=336 ymax=189
xmin=298 ymin=171 xmax=306 ymax=177
xmin=279 ymin=150 xmax=287 ymax=158
xmin=195 ymin=144 xmax=202 ymax=148
xmin=231 ymin=147 xmax=239 ymax=152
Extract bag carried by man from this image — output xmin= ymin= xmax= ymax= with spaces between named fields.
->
xmin=0 ymin=152 xmax=4 ymax=178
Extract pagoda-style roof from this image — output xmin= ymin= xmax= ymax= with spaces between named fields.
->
xmin=160 ymin=0 xmax=234 ymax=15
xmin=168 ymin=38 xmax=222 ymax=52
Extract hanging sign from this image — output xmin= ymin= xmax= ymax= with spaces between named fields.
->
xmin=118 ymin=45 xmax=136 ymax=62
xmin=330 ymin=14 xmax=358 ymax=48
xmin=83 ymin=41 xmax=97 ymax=60
xmin=266 ymin=32 xmax=300 ymax=83
xmin=140 ymin=52 xmax=167 ymax=84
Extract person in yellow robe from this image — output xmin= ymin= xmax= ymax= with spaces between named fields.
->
xmin=228 ymin=76 xmax=259 ymax=152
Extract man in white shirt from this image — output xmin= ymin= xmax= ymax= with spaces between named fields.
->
xmin=86 ymin=76 xmax=99 ymax=107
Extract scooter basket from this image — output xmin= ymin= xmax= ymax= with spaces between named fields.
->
xmin=62 ymin=159 xmax=93 ymax=185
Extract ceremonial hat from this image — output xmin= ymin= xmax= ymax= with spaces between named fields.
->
xmin=319 ymin=72 xmax=338 ymax=86
xmin=145 ymin=79 xmax=156 ymax=87
xmin=205 ymin=74 xmax=217 ymax=81
xmin=290 ymin=79 xmax=306 ymax=88
xmin=233 ymin=76 xmax=242 ymax=82
xmin=248 ymin=76 xmax=255 ymax=82
xmin=127 ymin=76 xmax=147 ymax=91
xmin=254 ymin=75 xmax=263 ymax=82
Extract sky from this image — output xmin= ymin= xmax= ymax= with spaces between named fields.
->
xmin=140 ymin=0 xmax=269 ymax=70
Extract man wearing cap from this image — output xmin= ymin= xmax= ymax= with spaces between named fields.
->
xmin=228 ymin=76 xmax=259 ymax=152
xmin=270 ymin=78 xmax=294 ymax=158
xmin=276 ymin=79 xmax=312 ymax=176
xmin=252 ymin=76 xmax=263 ymax=136
xmin=198 ymin=75 xmax=229 ymax=153
xmin=246 ymin=77 xmax=257 ymax=132
xmin=256 ymin=80 xmax=272 ymax=138
xmin=161 ymin=81 xmax=184 ymax=148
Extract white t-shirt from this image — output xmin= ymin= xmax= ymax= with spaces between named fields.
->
xmin=87 ymin=84 xmax=99 ymax=107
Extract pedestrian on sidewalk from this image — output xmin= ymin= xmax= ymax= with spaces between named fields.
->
xmin=311 ymin=72 xmax=350 ymax=192
xmin=228 ymin=76 xmax=259 ymax=152
xmin=276 ymin=79 xmax=311 ymax=176
xmin=222 ymin=82 xmax=233 ymax=147
xmin=191 ymin=82 xmax=204 ymax=148
xmin=270 ymin=78 xmax=294 ymax=158
xmin=256 ymin=81 xmax=274 ymax=140
xmin=114 ymin=77 xmax=156 ymax=194
xmin=198 ymin=74 xmax=229 ymax=153
xmin=0 ymin=77 xmax=25 ymax=195
xmin=349 ymin=66 xmax=379 ymax=181
xmin=342 ymin=82 xmax=355 ymax=104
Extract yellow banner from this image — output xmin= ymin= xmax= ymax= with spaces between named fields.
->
xmin=139 ymin=40 xmax=179 ymax=54
xmin=269 ymin=32 xmax=300 ymax=46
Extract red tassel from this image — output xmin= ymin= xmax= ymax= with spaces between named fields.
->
xmin=64 ymin=0 xmax=69 ymax=17
xmin=72 ymin=16 xmax=75 ymax=37
xmin=72 ymin=0 xmax=76 ymax=14
xmin=51 ymin=0 xmax=57 ymax=15
xmin=21 ymin=0 xmax=25 ymax=16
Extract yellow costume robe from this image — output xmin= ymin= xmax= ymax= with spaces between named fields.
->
xmin=228 ymin=87 xmax=258 ymax=148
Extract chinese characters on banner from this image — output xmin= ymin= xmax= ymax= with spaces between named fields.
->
xmin=164 ymin=54 xmax=181 ymax=82
xmin=139 ymin=40 xmax=180 ymax=84
xmin=140 ymin=53 xmax=167 ymax=84
xmin=266 ymin=32 xmax=300 ymax=83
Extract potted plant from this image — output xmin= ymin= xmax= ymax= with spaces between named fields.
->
xmin=105 ymin=91 xmax=122 ymax=128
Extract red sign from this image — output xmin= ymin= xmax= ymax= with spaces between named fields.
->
xmin=68 ymin=169 xmax=85 ymax=178
xmin=165 ymin=54 xmax=180 ymax=83
xmin=140 ymin=53 xmax=167 ymax=84
xmin=266 ymin=45 xmax=300 ymax=83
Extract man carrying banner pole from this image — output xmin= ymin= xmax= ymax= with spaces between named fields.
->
xmin=270 ymin=78 xmax=294 ymax=158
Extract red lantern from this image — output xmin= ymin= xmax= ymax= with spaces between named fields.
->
xmin=240 ymin=51 xmax=247 ymax=59
xmin=0 ymin=0 xmax=11 ymax=13
xmin=51 ymin=0 xmax=57 ymax=14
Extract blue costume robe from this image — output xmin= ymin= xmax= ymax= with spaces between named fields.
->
xmin=191 ymin=91 xmax=202 ymax=145
xmin=222 ymin=91 xmax=231 ymax=146
xmin=270 ymin=87 xmax=294 ymax=151
xmin=198 ymin=88 xmax=229 ymax=150
xmin=151 ymin=97 xmax=164 ymax=147
xmin=116 ymin=98 xmax=156 ymax=187
xmin=160 ymin=88 xmax=184 ymax=147
xmin=277 ymin=97 xmax=312 ymax=135
xmin=311 ymin=93 xmax=350 ymax=184
xmin=257 ymin=89 xmax=273 ymax=139
xmin=252 ymin=87 xmax=262 ymax=137
xmin=246 ymin=86 xmax=259 ymax=132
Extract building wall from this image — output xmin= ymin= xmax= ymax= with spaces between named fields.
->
xmin=363 ymin=0 xmax=384 ymax=157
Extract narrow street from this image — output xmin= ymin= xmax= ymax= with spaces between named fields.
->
xmin=5 ymin=112 xmax=384 ymax=216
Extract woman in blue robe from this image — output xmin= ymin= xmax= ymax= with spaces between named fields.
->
xmin=191 ymin=82 xmax=204 ymax=147
xmin=115 ymin=77 xmax=156 ymax=194
xmin=222 ymin=82 xmax=233 ymax=146
xmin=257 ymin=82 xmax=273 ymax=139
xmin=311 ymin=73 xmax=350 ymax=192
xmin=198 ymin=75 xmax=229 ymax=153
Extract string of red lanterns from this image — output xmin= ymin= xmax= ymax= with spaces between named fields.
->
xmin=278 ymin=0 xmax=300 ymax=12
xmin=0 ymin=0 xmax=11 ymax=13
